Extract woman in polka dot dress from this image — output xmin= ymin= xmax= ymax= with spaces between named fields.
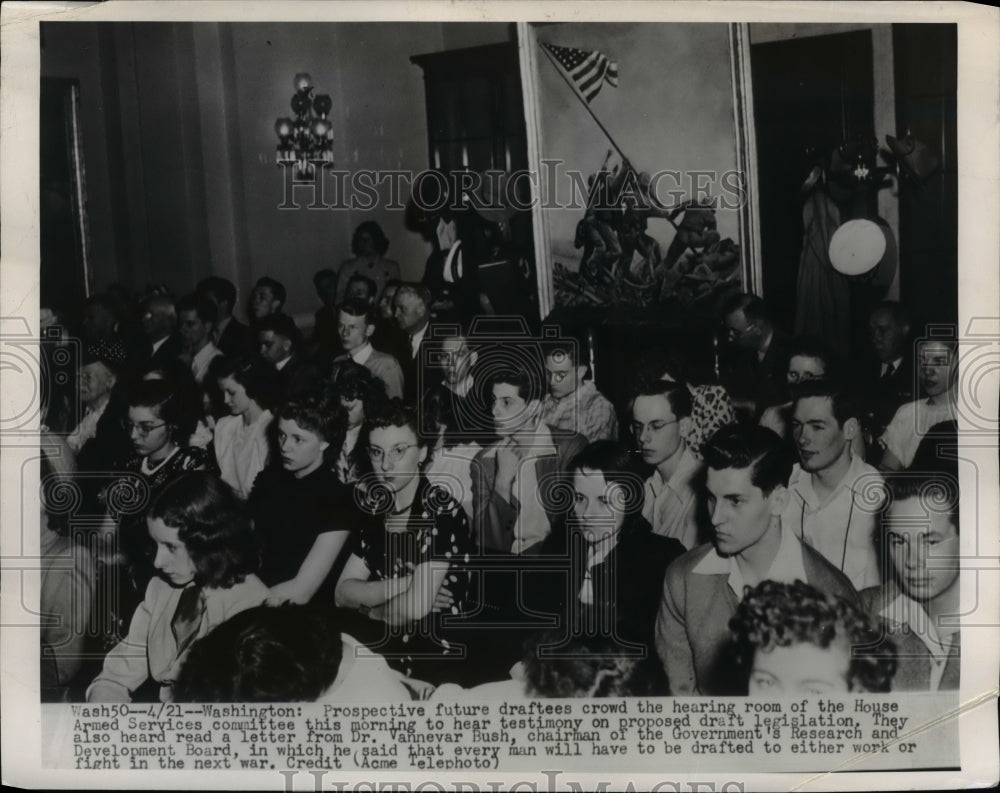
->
xmin=335 ymin=400 xmax=473 ymax=685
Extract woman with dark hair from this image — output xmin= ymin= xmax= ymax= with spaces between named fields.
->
xmin=336 ymin=220 xmax=401 ymax=304
xmin=546 ymin=440 xmax=685 ymax=656
xmin=335 ymin=399 xmax=473 ymax=684
xmin=213 ymin=355 xmax=277 ymax=499
xmin=174 ymin=604 xmax=412 ymax=703
xmin=247 ymin=397 xmax=355 ymax=605
xmin=100 ymin=378 xmax=211 ymax=647
xmin=86 ymin=472 xmax=269 ymax=702
xmin=140 ymin=357 xmax=213 ymax=448
xmin=325 ymin=359 xmax=388 ymax=484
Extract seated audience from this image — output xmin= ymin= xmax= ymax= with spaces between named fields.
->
xmin=173 ymin=604 xmax=412 ymax=702
xmin=860 ymin=473 xmax=960 ymax=691
xmin=655 ymin=425 xmax=858 ymax=695
xmin=197 ymin=276 xmax=254 ymax=357
xmin=880 ymin=338 xmax=957 ymax=471
xmin=325 ymin=359 xmax=388 ymax=484
xmin=213 ymin=355 xmax=277 ymax=499
xmin=337 ymin=220 xmax=401 ymax=304
xmin=333 ymin=299 xmax=404 ymax=399
xmin=731 ymin=580 xmax=896 ymax=695
xmin=140 ymin=358 xmax=213 ymax=448
xmin=86 ymin=472 xmax=268 ymax=702
xmin=632 ymin=381 xmax=702 ymax=549
xmin=335 ymin=400 xmax=473 ymax=684
xmin=783 ymin=380 xmax=884 ymax=589
xmin=176 ymin=292 xmax=223 ymax=385
xmin=249 ymin=276 xmax=286 ymax=324
xmin=540 ymin=338 xmax=618 ymax=442
xmin=248 ymin=398 xmax=354 ymax=604
xmin=472 ymin=367 xmax=587 ymax=554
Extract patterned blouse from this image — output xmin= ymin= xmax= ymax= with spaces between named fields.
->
xmin=355 ymin=476 xmax=473 ymax=617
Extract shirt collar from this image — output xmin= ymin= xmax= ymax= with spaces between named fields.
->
xmin=447 ymin=374 xmax=475 ymax=398
xmin=648 ymin=445 xmax=699 ymax=497
xmin=880 ymin=591 xmax=957 ymax=659
xmin=790 ymin=454 xmax=869 ymax=510
xmin=275 ymin=355 xmax=292 ymax=371
xmin=350 ymin=342 xmax=374 ymax=365
xmin=693 ymin=523 xmax=808 ymax=598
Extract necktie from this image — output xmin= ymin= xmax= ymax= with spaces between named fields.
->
xmin=170 ymin=584 xmax=205 ymax=655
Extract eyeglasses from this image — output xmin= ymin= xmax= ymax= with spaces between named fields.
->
xmin=122 ymin=420 xmax=167 ymax=436
xmin=629 ymin=419 xmax=678 ymax=436
xmin=546 ymin=369 xmax=571 ymax=384
xmin=726 ymin=322 xmax=757 ymax=339
xmin=368 ymin=444 xmax=418 ymax=463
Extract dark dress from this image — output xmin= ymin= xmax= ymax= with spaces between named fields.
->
xmin=248 ymin=464 xmax=357 ymax=601
xmin=348 ymin=476 xmax=475 ymax=685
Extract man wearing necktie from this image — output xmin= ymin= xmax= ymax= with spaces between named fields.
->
xmin=392 ymin=283 xmax=439 ymax=402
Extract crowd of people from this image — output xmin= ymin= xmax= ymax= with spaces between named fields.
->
xmin=38 ymin=229 xmax=961 ymax=703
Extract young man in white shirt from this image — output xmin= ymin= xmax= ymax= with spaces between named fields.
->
xmin=333 ymin=300 xmax=403 ymax=399
xmin=631 ymin=381 xmax=702 ymax=549
xmin=860 ymin=472 xmax=960 ymax=691
xmin=784 ymin=380 xmax=884 ymax=590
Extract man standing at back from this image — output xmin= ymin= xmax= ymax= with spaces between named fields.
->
xmin=393 ymin=283 xmax=438 ymax=402
xmin=198 ymin=276 xmax=254 ymax=357
xmin=655 ymin=425 xmax=857 ymax=695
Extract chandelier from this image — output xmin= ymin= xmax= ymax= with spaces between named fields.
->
xmin=274 ymin=73 xmax=334 ymax=176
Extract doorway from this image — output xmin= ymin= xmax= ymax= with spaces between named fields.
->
xmin=750 ymin=30 xmax=875 ymax=338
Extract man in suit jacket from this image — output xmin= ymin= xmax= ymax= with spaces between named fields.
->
xmin=392 ymin=283 xmax=441 ymax=403
xmin=198 ymin=276 xmax=254 ymax=358
xmin=655 ymin=425 xmax=858 ymax=696
xmin=471 ymin=366 xmax=587 ymax=555
xmin=859 ymin=472 xmax=960 ymax=691
xmin=140 ymin=293 xmax=182 ymax=370
xmin=720 ymin=292 xmax=791 ymax=411
xmin=864 ymin=301 xmax=915 ymax=438
xmin=257 ymin=313 xmax=318 ymax=400
xmin=332 ymin=300 xmax=403 ymax=399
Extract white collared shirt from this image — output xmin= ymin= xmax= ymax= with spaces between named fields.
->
xmin=275 ymin=355 xmax=292 ymax=372
xmin=191 ymin=342 xmax=222 ymax=384
xmin=881 ymin=356 xmax=903 ymax=377
xmin=151 ymin=336 xmax=169 ymax=356
xmin=578 ymin=533 xmax=620 ymax=605
xmin=692 ymin=523 xmax=809 ymax=600
xmin=879 ymin=592 xmax=958 ymax=691
xmin=349 ymin=342 xmax=374 ymax=366
xmin=409 ymin=324 xmax=428 ymax=359
xmin=881 ymin=397 xmax=956 ymax=468
xmin=641 ymin=446 xmax=701 ymax=549
xmin=782 ymin=455 xmax=883 ymax=590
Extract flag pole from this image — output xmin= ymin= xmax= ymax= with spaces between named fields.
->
xmin=540 ymin=44 xmax=627 ymax=163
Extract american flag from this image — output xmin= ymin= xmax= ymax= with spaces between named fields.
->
xmin=542 ymin=42 xmax=619 ymax=103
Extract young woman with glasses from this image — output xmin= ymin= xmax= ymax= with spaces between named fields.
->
xmin=334 ymin=399 xmax=474 ymax=685
xmin=98 ymin=377 xmax=209 ymax=652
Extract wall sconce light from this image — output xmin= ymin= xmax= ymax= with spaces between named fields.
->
xmin=275 ymin=72 xmax=334 ymax=176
